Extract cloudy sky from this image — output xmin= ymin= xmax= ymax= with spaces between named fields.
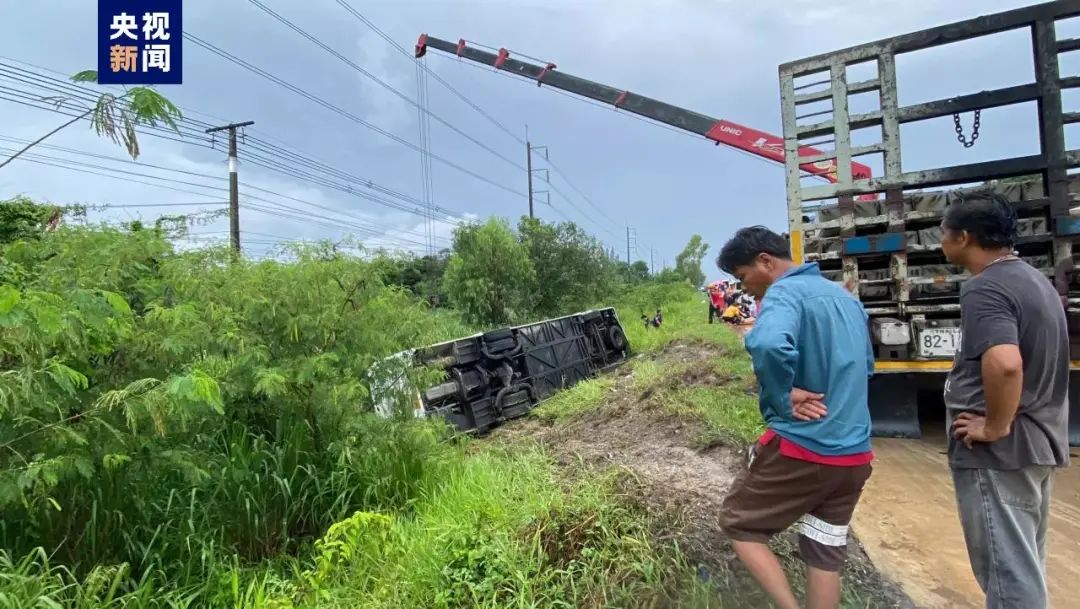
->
xmin=0 ymin=0 xmax=1071 ymax=278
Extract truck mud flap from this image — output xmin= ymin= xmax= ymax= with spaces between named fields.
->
xmin=868 ymin=373 xmax=920 ymax=439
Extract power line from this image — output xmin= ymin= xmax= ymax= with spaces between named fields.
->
xmin=416 ymin=57 xmax=436 ymax=255
xmin=91 ymin=201 xmax=226 ymax=208
xmin=332 ymin=0 xmax=526 ymax=146
xmin=0 ymin=133 xmax=450 ymax=234
xmin=0 ymin=71 xmax=466 ymax=224
xmin=429 ymin=50 xmax=809 ymax=181
xmin=328 ymin=9 xmax=625 ymax=242
xmin=0 ymin=148 xmax=445 ymax=249
xmin=181 ymin=32 xmax=528 ymax=200
xmin=3 ymin=60 xmax=619 ymax=253
xmin=429 ymin=54 xmax=704 ymax=260
xmin=0 ymin=61 xmax=469 ymax=218
xmin=1 ymin=145 xmax=437 ymax=252
xmin=244 ymin=0 xmax=526 ymax=173
xmin=0 ymin=55 xmax=236 ymax=128
xmin=241 ymin=203 xmax=434 ymax=251
xmin=0 ymin=87 xmax=464 ymax=232
xmin=189 ymin=229 xmax=308 ymax=241
xmin=2 ymin=59 xmax=621 ymax=253
xmin=543 ymin=155 xmax=622 ymax=227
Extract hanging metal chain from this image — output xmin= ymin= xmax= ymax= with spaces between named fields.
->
xmin=953 ymin=110 xmax=981 ymax=148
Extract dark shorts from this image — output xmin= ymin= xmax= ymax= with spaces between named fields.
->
xmin=720 ymin=434 xmax=872 ymax=571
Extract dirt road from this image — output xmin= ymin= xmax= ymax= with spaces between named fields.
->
xmin=853 ymin=431 xmax=1080 ymax=608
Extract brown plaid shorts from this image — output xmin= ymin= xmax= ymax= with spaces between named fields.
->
xmin=719 ymin=434 xmax=872 ymax=571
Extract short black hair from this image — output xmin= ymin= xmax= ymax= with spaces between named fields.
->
xmin=942 ymin=192 xmax=1018 ymax=249
xmin=717 ymin=225 xmax=791 ymax=274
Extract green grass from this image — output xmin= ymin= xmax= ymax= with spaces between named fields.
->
xmin=532 ymin=376 xmax=617 ymax=422
xmin=618 ymin=290 xmax=730 ymax=354
xmin=664 ymin=386 xmax=764 ymax=447
xmin=625 ymin=318 xmax=762 ymax=448
xmin=630 ymin=358 xmax=667 ymax=392
xmin=681 ymin=356 xmax=762 ymax=446
xmin=0 ymin=282 xmax=892 ymax=608
xmin=256 ymin=445 xmax=724 ymax=609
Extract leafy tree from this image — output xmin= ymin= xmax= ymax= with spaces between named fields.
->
xmin=518 ymin=217 xmax=618 ymax=316
xmin=0 ymin=196 xmax=60 ymax=244
xmin=0 ymin=70 xmax=181 ymax=170
xmin=674 ymin=234 xmax=709 ymax=288
xmin=443 ymin=218 xmax=535 ymax=326
xmin=372 ymin=250 xmax=451 ymax=306
xmin=619 ymin=260 xmax=650 ymax=285
xmin=654 ymin=267 xmax=685 ymax=284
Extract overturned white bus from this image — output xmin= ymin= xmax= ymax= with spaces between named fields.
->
xmin=371 ymin=308 xmax=629 ymax=433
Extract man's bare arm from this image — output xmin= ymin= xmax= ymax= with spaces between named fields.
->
xmin=981 ymin=343 xmax=1023 ymax=438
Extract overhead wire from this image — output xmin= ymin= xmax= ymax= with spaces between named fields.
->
xmin=401 ymin=50 xmax=632 ymax=243
xmin=0 ymin=101 xmax=461 ymax=247
xmin=244 ymin=0 xmax=527 ymax=173
xmin=324 ymin=13 xmax=629 ymax=243
xmin=0 ymin=68 xmax=465 ymax=225
xmin=3 ymin=56 xmax=615 ymax=255
xmin=421 ymin=56 xmax=437 ymax=255
xmin=0 ymin=133 xmax=454 ymax=243
xmin=0 ymin=147 xmax=441 ymax=250
xmin=181 ymin=32 xmax=528 ymax=199
xmin=2 ymin=51 xmax=622 ymax=255
xmin=219 ymin=6 xmax=627 ymax=254
xmin=430 ymin=51 xmax=779 ymax=261
xmin=0 ymin=117 xmax=442 ymax=249
xmin=430 ymin=50 xmax=826 ymax=183
xmin=332 ymin=0 xmax=527 ymax=146
xmin=0 ymin=60 xmax=466 ymax=218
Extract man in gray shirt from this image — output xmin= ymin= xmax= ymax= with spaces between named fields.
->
xmin=940 ymin=192 xmax=1070 ymax=609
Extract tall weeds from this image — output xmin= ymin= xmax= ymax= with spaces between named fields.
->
xmin=1 ymin=223 xmax=714 ymax=607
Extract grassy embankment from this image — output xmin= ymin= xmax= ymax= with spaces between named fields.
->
xmin=540 ymin=292 xmax=762 ymax=446
xmin=0 ymin=223 xmax=736 ymax=608
xmin=3 ymin=224 xmax=892 ymax=608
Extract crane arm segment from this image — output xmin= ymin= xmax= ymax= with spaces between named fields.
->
xmin=416 ymin=34 xmax=873 ymax=183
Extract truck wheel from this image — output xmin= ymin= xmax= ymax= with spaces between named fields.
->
xmin=606 ymin=325 xmax=627 ymax=351
xmin=498 ymin=389 xmax=532 ymax=419
xmin=482 ymin=329 xmax=521 ymax=360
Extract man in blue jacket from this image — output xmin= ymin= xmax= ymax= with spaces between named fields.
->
xmin=716 ymin=226 xmax=874 ymax=609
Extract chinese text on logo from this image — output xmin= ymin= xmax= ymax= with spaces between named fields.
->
xmin=97 ymin=1 xmax=182 ymax=84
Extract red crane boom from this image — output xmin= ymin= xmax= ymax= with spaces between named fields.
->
xmin=415 ymin=34 xmax=873 ymax=184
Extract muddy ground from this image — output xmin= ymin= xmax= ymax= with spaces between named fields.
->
xmin=494 ymin=339 xmax=914 ymax=608
xmin=854 ymin=433 xmax=1080 ymax=609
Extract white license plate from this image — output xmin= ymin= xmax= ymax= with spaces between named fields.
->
xmin=916 ymin=327 xmax=960 ymax=358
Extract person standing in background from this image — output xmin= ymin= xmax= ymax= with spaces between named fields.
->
xmin=708 ymin=282 xmax=726 ymax=324
xmin=716 ymin=226 xmax=875 ymax=609
xmin=939 ymin=193 xmax=1070 ymax=609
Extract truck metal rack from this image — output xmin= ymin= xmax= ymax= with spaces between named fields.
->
xmin=779 ymin=0 xmax=1080 ymax=444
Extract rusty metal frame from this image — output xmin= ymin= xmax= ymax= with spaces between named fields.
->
xmin=780 ymin=0 xmax=1080 ymax=202
xmin=781 ymin=0 xmax=1080 ymax=313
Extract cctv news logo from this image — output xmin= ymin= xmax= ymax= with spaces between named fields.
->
xmin=97 ymin=0 xmax=182 ymax=84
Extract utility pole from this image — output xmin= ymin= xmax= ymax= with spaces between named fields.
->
xmin=525 ymin=130 xmax=549 ymax=219
xmin=650 ymin=248 xmax=655 ymax=275
xmin=624 ymin=227 xmax=638 ymax=265
xmin=526 ymin=140 xmax=534 ymax=219
xmin=205 ymin=120 xmax=255 ymax=257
